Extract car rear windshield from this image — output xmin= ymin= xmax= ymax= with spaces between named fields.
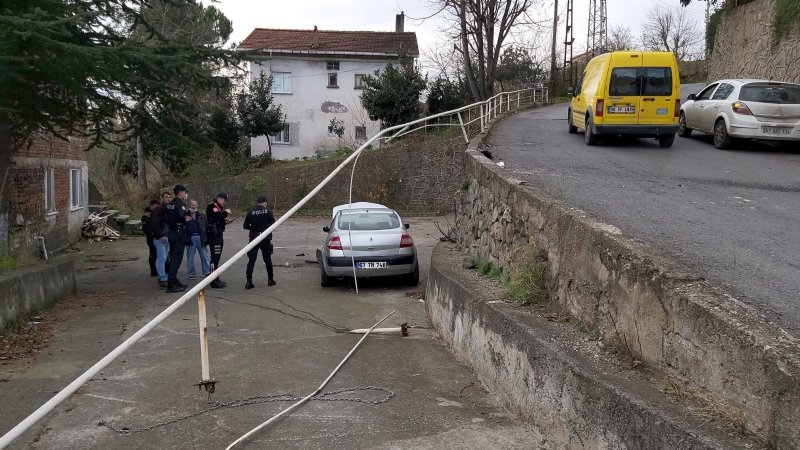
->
xmin=337 ymin=212 xmax=400 ymax=231
xmin=609 ymin=67 xmax=673 ymax=96
xmin=739 ymin=83 xmax=800 ymax=104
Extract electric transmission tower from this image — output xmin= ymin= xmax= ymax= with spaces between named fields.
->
xmin=587 ymin=0 xmax=607 ymax=56
xmin=562 ymin=0 xmax=575 ymax=88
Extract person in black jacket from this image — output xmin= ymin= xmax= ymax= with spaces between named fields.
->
xmin=205 ymin=192 xmax=232 ymax=288
xmin=243 ymin=196 xmax=276 ymax=289
xmin=164 ymin=184 xmax=192 ymax=293
xmin=149 ymin=191 xmax=173 ymax=288
xmin=142 ymin=199 xmax=160 ymax=277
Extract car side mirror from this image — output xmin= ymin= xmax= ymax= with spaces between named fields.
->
xmin=322 ymin=226 xmax=329 ymax=232
xmin=687 ymin=93 xmax=696 ymax=101
xmin=404 ymin=223 xmax=410 ymax=229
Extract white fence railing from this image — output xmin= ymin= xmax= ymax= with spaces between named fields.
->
xmin=0 ymin=86 xmax=548 ymax=449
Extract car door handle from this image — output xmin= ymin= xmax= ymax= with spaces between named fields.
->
xmin=643 ymin=97 xmax=655 ymax=101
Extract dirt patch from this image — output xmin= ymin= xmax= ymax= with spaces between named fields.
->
xmin=0 ymin=291 xmax=116 ymax=362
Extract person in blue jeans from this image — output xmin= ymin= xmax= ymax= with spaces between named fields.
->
xmin=149 ymin=191 xmax=173 ymax=288
xmin=185 ymin=199 xmax=210 ymax=280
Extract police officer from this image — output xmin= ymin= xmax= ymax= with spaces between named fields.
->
xmin=164 ymin=184 xmax=192 ymax=293
xmin=206 ymin=192 xmax=232 ymax=289
xmin=243 ymin=196 xmax=276 ymax=289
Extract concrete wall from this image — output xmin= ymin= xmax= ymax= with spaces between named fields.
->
xmin=709 ymin=0 xmax=800 ymax=83
xmin=0 ymin=256 xmax=76 ymax=331
xmin=250 ymin=57 xmax=390 ymax=159
xmin=182 ymin=136 xmax=466 ymax=215
xmin=426 ymin=243 xmax=752 ymax=449
xmin=454 ymin=131 xmax=799 ymax=446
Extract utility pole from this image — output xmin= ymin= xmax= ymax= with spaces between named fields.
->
xmin=563 ymin=0 xmax=574 ymax=89
xmin=587 ymin=0 xmax=608 ymax=56
xmin=550 ymin=0 xmax=559 ymax=90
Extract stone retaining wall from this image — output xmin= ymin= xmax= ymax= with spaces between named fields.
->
xmin=709 ymin=0 xmax=800 ymax=83
xmin=454 ymin=129 xmax=800 ymax=447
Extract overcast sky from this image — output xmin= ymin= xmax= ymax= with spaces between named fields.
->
xmin=212 ymin=0 xmax=709 ymax=64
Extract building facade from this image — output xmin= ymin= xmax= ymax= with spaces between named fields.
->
xmin=5 ymin=135 xmax=89 ymax=257
xmin=239 ymin=16 xmax=418 ymax=160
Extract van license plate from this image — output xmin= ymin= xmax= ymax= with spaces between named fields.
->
xmin=762 ymin=126 xmax=791 ymax=135
xmin=357 ymin=262 xmax=387 ymax=270
xmin=608 ymin=106 xmax=635 ymax=114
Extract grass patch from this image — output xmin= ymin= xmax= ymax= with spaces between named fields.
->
xmin=774 ymin=0 xmax=800 ymax=45
xmin=476 ymin=259 xmax=504 ymax=280
xmin=0 ymin=252 xmax=19 ymax=272
xmin=504 ymin=242 xmax=549 ymax=305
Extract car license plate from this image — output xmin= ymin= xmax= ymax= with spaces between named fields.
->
xmin=356 ymin=261 xmax=387 ymax=270
xmin=608 ymin=105 xmax=635 ymax=114
xmin=762 ymin=126 xmax=791 ymax=135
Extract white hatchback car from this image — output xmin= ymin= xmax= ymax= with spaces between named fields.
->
xmin=679 ymin=79 xmax=800 ymax=148
xmin=316 ymin=202 xmax=419 ymax=287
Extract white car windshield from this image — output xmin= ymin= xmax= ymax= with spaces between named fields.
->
xmin=739 ymin=83 xmax=800 ymax=104
xmin=337 ymin=212 xmax=400 ymax=231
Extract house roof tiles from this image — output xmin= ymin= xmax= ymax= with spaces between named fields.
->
xmin=239 ymin=28 xmax=419 ymax=56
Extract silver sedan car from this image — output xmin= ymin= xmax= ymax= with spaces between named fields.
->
xmin=679 ymin=79 xmax=800 ymax=148
xmin=316 ymin=202 xmax=419 ymax=287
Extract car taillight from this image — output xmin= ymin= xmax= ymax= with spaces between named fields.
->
xmin=674 ymin=99 xmax=681 ymax=117
xmin=595 ymin=99 xmax=604 ymax=117
xmin=326 ymin=235 xmax=343 ymax=250
xmin=400 ymin=232 xmax=414 ymax=248
xmin=732 ymin=101 xmax=753 ymax=115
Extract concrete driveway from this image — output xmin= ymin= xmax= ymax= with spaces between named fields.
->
xmin=0 ymin=217 xmax=544 ymax=449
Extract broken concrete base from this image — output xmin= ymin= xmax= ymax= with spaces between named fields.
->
xmin=426 ymin=242 xmax=756 ymax=449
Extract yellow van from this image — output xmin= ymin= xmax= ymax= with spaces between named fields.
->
xmin=568 ymin=51 xmax=681 ymax=147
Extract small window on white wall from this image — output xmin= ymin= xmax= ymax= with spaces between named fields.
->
xmin=355 ymin=126 xmax=367 ymax=140
xmin=354 ymin=74 xmax=365 ymax=89
xmin=70 ymin=169 xmax=83 ymax=209
xmin=271 ymin=124 xmax=291 ymax=144
xmin=271 ymin=72 xmax=292 ymax=94
xmin=44 ymin=168 xmax=55 ymax=214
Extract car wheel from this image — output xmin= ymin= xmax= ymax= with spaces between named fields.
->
xmin=713 ymin=119 xmax=733 ymax=149
xmin=584 ymin=116 xmax=598 ymax=146
xmin=567 ymin=109 xmax=577 ymax=134
xmin=320 ymin=266 xmax=334 ymax=287
xmin=658 ymin=134 xmax=676 ymax=148
xmin=677 ymin=112 xmax=692 ymax=137
xmin=406 ymin=263 xmax=420 ymax=287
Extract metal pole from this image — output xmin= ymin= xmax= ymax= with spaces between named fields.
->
xmin=197 ymin=290 xmax=210 ymax=383
xmin=457 ymin=112 xmax=469 ymax=143
xmin=480 ymin=104 xmax=485 ymax=131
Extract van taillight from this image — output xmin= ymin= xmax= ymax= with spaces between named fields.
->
xmin=400 ymin=232 xmax=414 ymax=248
xmin=326 ymin=235 xmax=343 ymax=250
xmin=595 ymin=99 xmax=604 ymax=117
xmin=674 ymin=99 xmax=681 ymax=117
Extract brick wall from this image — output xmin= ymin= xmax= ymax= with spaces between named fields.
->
xmin=8 ymin=135 xmax=89 ymax=256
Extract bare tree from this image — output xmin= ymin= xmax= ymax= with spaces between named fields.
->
xmin=607 ymin=25 xmax=636 ymax=52
xmin=640 ymin=5 xmax=703 ymax=61
xmin=439 ymin=0 xmax=535 ymax=101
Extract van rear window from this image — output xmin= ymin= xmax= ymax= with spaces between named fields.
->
xmin=609 ymin=67 xmax=673 ymax=96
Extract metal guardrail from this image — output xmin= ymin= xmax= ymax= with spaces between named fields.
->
xmin=0 ymin=86 xmax=548 ymax=448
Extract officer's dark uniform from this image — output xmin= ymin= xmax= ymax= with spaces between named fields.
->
xmin=243 ymin=197 xmax=276 ymax=288
xmin=164 ymin=185 xmax=191 ymax=292
xmin=206 ymin=193 xmax=229 ymax=288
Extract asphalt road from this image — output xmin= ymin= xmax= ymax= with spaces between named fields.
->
xmin=487 ymin=103 xmax=800 ymax=335
xmin=0 ymin=218 xmax=545 ymax=449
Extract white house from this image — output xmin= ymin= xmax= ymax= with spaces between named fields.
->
xmin=239 ymin=15 xmax=418 ymax=160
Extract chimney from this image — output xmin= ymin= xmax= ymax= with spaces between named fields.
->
xmin=312 ymin=25 xmax=319 ymax=48
xmin=395 ymin=12 xmax=404 ymax=33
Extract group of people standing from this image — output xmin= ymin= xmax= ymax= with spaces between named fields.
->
xmin=142 ymin=185 xmax=278 ymax=293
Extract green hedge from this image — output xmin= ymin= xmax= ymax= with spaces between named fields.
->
xmin=773 ymin=0 xmax=800 ymax=43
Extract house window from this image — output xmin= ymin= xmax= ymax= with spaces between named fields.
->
xmin=44 ymin=168 xmax=55 ymax=214
xmin=327 ymin=61 xmax=340 ymax=71
xmin=354 ymin=74 xmax=365 ymax=89
xmin=271 ymin=72 xmax=292 ymax=94
xmin=327 ymin=125 xmax=338 ymax=137
xmin=70 ymin=168 xmax=83 ymax=209
xmin=271 ymin=124 xmax=290 ymax=144
xmin=355 ymin=126 xmax=367 ymax=140
xmin=328 ymin=73 xmax=338 ymax=88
